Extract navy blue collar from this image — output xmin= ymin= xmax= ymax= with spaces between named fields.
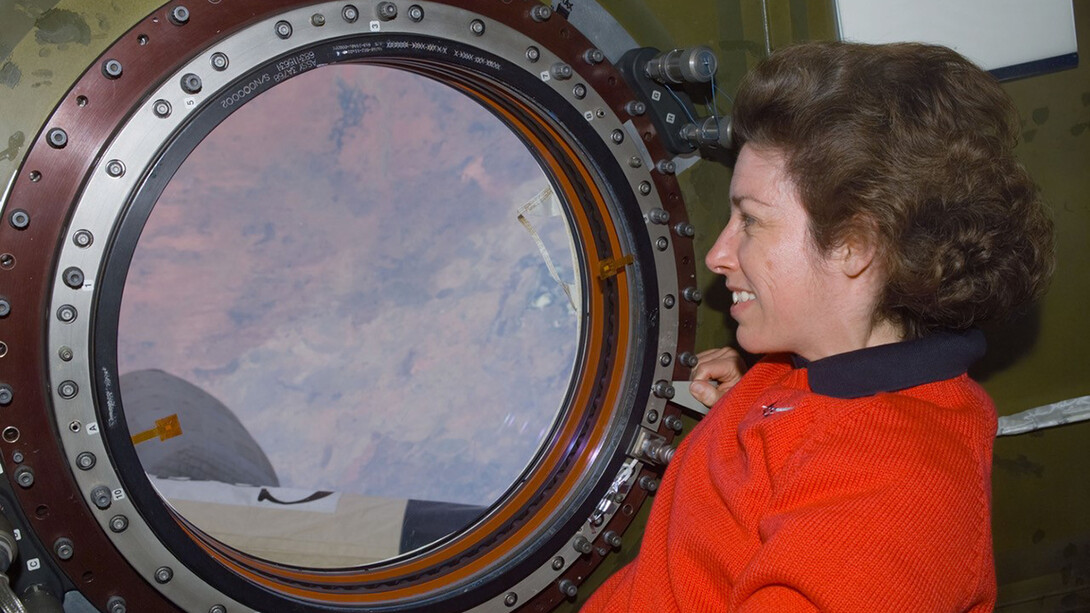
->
xmin=789 ymin=329 xmax=986 ymax=399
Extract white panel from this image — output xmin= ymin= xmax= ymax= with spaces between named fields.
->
xmin=835 ymin=0 xmax=1077 ymax=71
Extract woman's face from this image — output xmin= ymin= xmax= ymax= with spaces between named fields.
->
xmin=705 ymin=145 xmax=875 ymax=360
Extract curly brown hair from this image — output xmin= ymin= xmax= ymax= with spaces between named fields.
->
xmin=731 ymin=41 xmax=1055 ymax=339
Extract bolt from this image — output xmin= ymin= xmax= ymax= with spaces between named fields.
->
xmin=652 ymin=380 xmax=675 ymax=399
xmin=659 ymin=352 xmax=672 ymax=367
xmin=102 ymin=59 xmax=123 ymax=79
xmin=275 ymin=20 xmax=293 ymax=39
xmin=646 ymin=409 xmax=659 ymax=423
xmin=310 ymin=13 xmax=326 ymax=27
xmin=54 ymin=537 xmax=74 ymax=560
xmin=105 ymin=160 xmax=125 ymax=178
xmin=109 ymin=515 xmax=129 ymax=533
xmin=525 ymin=46 xmax=540 ymax=62
xmin=572 ymin=83 xmax=586 ymax=99
xmin=68 ymin=421 xmax=81 ymax=433
xmin=0 ymin=299 xmax=9 ymax=317
xmin=625 ymin=100 xmax=646 ymax=116
xmin=342 ymin=5 xmax=360 ymax=22
xmin=407 ymin=4 xmax=424 ymax=22
xmin=639 ymin=181 xmax=653 ymax=196
xmin=657 ymin=159 xmax=677 ymax=174
xmin=90 ymin=486 xmax=112 ymax=510
xmin=73 ymin=230 xmax=94 ymax=247
xmin=208 ymin=606 xmax=226 ymax=613
xmin=76 ymin=452 xmax=96 ymax=471
xmin=14 ymin=466 xmax=34 ymax=488
xmin=8 ymin=210 xmax=29 ymax=230
xmin=59 ymin=346 xmax=74 ymax=361
xmin=648 ymin=208 xmax=669 ymax=225
xmin=107 ymin=596 xmax=126 ymax=613
xmin=180 ymin=73 xmax=202 ymax=94
xmin=603 ymin=530 xmax=622 ymax=548
xmin=663 ymin=294 xmax=675 ymax=309
xmin=682 ymin=286 xmax=703 ymax=304
xmin=0 ymin=385 xmax=13 ymax=406
xmin=377 ymin=1 xmax=397 ymax=20
xmin=47 ymin=128 xmax=68 ymax=149
xmin=663 ymin=415 xmax=684 ymax=433
xmin=655 ymin=237 xmax=669 ymax=251
xmin=469 ymin=19 xmax=485 ymax=36
xmin=610 ymin=129 xmax=624 ymax=144
xmin=558 ymin=579 xmax=578 ymax=598
xmin=504 ymin=592 xmax=518 ymax=607
xmin=210 ymin=52 xmax=229 ymax=71
xmin=583 ymin=48 xmax=605 ymax=64
xmin=572 ymin=535 xmax=592 ymax=554
xmin=678 ymin=352 xmax=698 ymax=368
xmin=628 ymin=156 xmax=642 ymax=168
xmin=530 ymin=4 xmax=552 ymax=21
xmin=169 ymin=6 xmax=190 ymax=25
xmin=152 ymin=99 xmax=172 ymax=118
xmin=63 ymin=267 xmax=84 ymax=289
xmin=11 ymin=451 xmax=23 ymax=463
xmin=57 ymin=304 xmax=77 ymax=323
xmin=674 ymin=222 xmax=695 ymax=238
xmin=639 ymin=475 xmax=659 ymax=492
xmin=550 ymin=556 xmax=564 ymax=570
xmin=154 ymin=566 xmax=173 ymax=584
xmin=550 ymin=62 xmax=572 ymax=80
xmin=58 ymin=380 xmax=78 ymax=399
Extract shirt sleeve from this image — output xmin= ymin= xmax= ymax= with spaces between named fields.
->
xmin=727 ymin=394 xmax=995 ymax=612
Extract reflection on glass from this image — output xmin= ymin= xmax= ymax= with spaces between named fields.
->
xmin=117 ymin=65 xmax=581 ymax=567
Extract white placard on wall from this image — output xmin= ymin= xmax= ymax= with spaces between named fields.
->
xmin=835 ymin=0 xmax=1078 ymax=79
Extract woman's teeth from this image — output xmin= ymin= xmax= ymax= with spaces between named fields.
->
xmin=732 ymin=290 xmax=756 ymax=305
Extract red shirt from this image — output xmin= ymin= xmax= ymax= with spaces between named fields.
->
xmin=583 ymin=333 xmax=996 ymax=612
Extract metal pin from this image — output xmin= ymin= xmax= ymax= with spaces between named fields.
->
xmin=678 ymin=352 xmax=698 ymax=368
xmin=558 ymin=579 xmax=578 ymax=598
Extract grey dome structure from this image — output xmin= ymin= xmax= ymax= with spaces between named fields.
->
xmin=120 ymin=369 xmax=279 ymax=487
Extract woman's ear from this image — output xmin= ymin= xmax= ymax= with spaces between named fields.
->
xmin=832 ymin=222 xmax=879 ymax=279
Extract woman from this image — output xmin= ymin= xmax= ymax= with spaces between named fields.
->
xmin=582 ymin=42 xmax=1054 ymax=612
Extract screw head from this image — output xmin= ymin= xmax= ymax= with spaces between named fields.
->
xmin=639 ymin=181 xmax=653 ymax=196
xmin=0 ymin=299 xmax=8 ymax=317
xmin=63 ymin=266 xmax=85 ymax=289
xmin=275 ymin=20 xmax=293 ymax=39
xmin=169 ymin=6 xmax=190 ymax=25
xmin=407 ymin=5 xmax=424 ymax=21
xmin=663 ymin=294 xmax=676 ymax=309
xmin=105 ymin=159 xmax=125 ymax=178
xmin=59 ymin=346 xmax=74 ymax=361
xmin=91 ymin=486 xmax=112 ymax=510
xmin=646 ymin=409 xmax=659 ymax=423
xmin=550 ymin=556 xmax=564 ymax=570
xmin=14 ymin=466 xmax=34 ymax=488
xmin=210 ymin=52 xmax=229 ymax=71
xmin=310 ymin=13 xmax=326 ymax=27
xmin=572 ymin=83 xmax=587 ymax=99
xmin=109 ymin=515 xmax=129 ymax=533
xmin=107 ymin=596 xmax=126 ymax=613
xmin=8 ymin=210 xmax=29 ymax=230
xmin=470 ymin=19 xmax=485 ymax=35
xmin=377 ymin=1 xmax=397 ymax=20
xmin=47 ymin=128 xmax=68 ymax=149
xmin=209 ymin=606 xmax=227 ymax=613
xmin=76 ymin=452 xmax=96 ymax=470
xmin=58 ymin=380 xmax=79 ymax=399
xmin=102 ymin=59 xmax=123 ymax=79
xmin=180 ymin=73 xmax=202 ymax=94
xmin=342 ymin=5 xmax=359 ymax=22
xmin=57 ymin=304 xmax=77 ymax=323
xmin=73 ymin=230 xmax=94 ymax=247
xmin=659 ymin=352 xmax=672 ymax=366
xmin=530 ymin=4 xmax=552 ymax=21
xmin=610 ymin=129 xmax=624 ymax=144
xmin=154 ymin=566 xmax=174 ymax=584
xmin=504 ymin=592 xmax=518 ymax=607
xmin=655 ymin=236 xmax=669 ymax=251
xmin=54 ymin=537 xmax=75 ymax=560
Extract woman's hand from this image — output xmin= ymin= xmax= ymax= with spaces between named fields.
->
xmin=689 ymin=347 xmax=747 ymax=408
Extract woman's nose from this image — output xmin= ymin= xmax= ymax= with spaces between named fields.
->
xmin=705 ymin=223 xmax=738 ymax=275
